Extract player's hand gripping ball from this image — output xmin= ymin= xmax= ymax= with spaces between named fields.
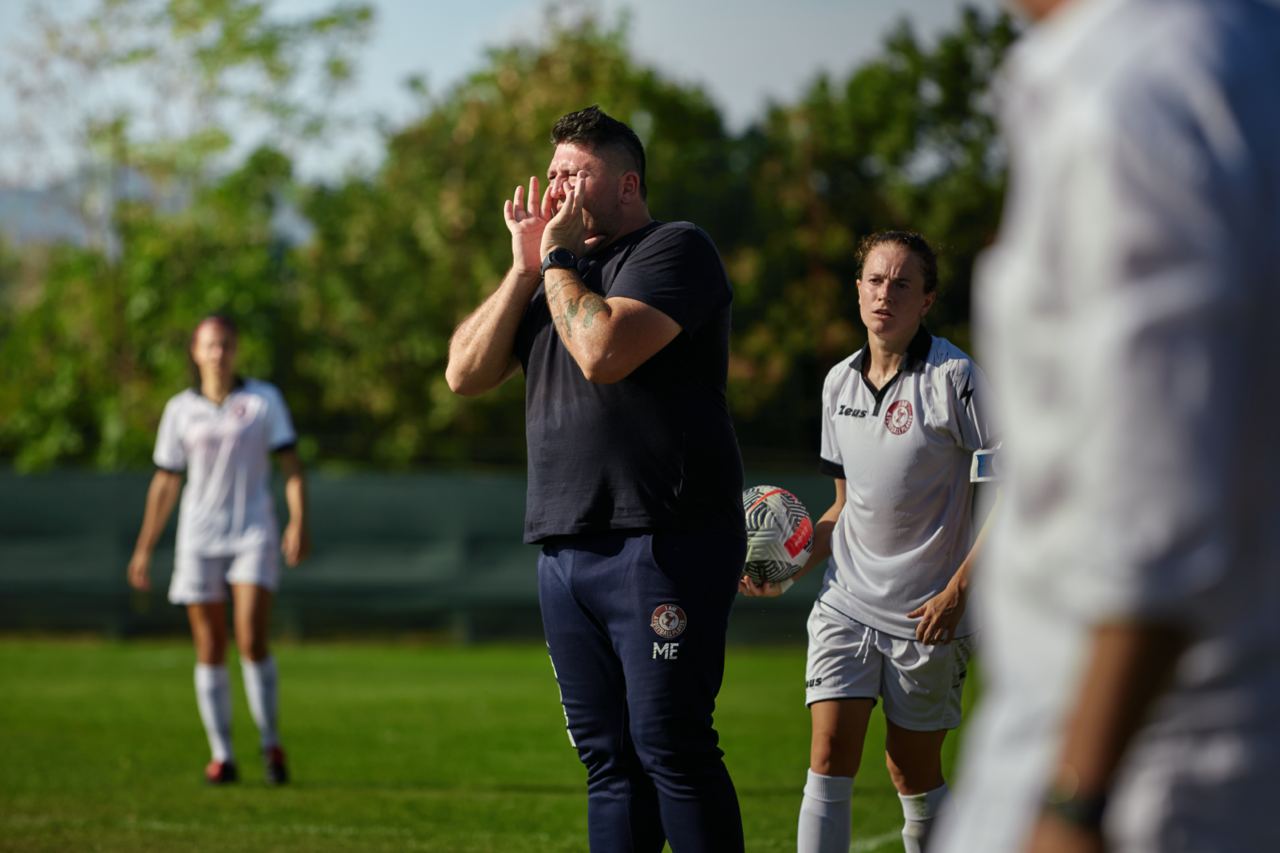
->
xmin=742 ymin=485 xmax=814 ymax=584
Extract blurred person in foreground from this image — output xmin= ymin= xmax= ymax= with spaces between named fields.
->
xmin=934 ymin=0 xmax=1280 ymax=851
xmin=742 ymin=231 xmax=998 ymax=853
xmin=445 ymin=105 xmax=746 ymax=852
xmin=128 ymin=315 xmax=310 ymax=785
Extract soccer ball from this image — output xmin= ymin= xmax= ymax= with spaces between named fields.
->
xmin=742 ymin=485 xmax=814 ymax=584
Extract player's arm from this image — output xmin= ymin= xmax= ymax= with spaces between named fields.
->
xmin=542 ymin=271 xmax=681 ymax=383
xmin=948 ymin=487 xmax=999 ymax=597
xmin=908 ymin=488 xmax=1000 ymax=644
xmin=909 ymin=360 xmax=1002 ymax=642
xmin=126 ymin=469 xmax=183 ymax=591
xmin=1028 ymin=621 xmax=1187 ymax=852
xmin=1030 ymin=72 xmax=1235 ymax=853
xmin=796 ymin=478 xmax=845 ymax=581
xmin=540 ymin=172 xmax=681 ymax=384
xmin=445 ymin=270 xmax=532 ymax=395
xmin=740 ymin=479 xmax=845 ymax=598
xmin=446 ymin=177 xmax=549 ymax=396
xmin=274 ymin=447 xmax=310 ymax=567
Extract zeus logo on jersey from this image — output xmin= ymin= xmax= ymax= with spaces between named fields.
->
xmin=836 ymin=405 xmax=868 ymax=418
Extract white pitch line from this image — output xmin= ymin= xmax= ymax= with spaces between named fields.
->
xmin=851 ymin=828 xmax=903 ymax=852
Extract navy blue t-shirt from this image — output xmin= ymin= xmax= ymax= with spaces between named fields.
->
xmin=514 ymin=220 xmax=746 ymax=544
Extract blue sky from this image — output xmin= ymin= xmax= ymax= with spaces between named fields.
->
xmin=0 ymin=0 xmax=1009 ymax=184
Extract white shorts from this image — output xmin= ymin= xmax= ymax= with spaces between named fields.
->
xmin=168 ymin=546 xmax=279 ymax=604
xmin=804 ymin=601 xmax=973 ymax=731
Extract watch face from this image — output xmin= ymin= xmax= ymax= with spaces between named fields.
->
xmin=543 ymin=248 xmax=577 ymax=272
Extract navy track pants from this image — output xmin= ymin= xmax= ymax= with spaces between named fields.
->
xmin=538 ymin=529 xmax=746 ymax=853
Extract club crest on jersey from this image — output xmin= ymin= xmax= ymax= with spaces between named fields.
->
xmin=650 ymin=604 xmax=688 ymax=639
xmin=885 ymin=400 xmax=913 ymax=435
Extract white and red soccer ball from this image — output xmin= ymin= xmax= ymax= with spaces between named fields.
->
xmin=742 ymin=485 xmax=814 ymax=585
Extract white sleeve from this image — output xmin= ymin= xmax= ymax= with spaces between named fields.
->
xmin=818 ymin=367 xmax=844 ymax=477
xmin=153 ymin=398 xmax=186 ymax=472
xmin=1062 ymin=83 xmax=1260 ymax=629
xmin=948 ymin=360 xmax=998 ymax=453
xmin=264 ymin=385 xmax=297 ymax=451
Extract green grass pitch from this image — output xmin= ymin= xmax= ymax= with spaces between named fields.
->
xmin=0 ymin=638 xmax=974 ymax=852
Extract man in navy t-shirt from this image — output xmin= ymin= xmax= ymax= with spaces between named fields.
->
xmin=446 ymin=105 xmax=746 ymax=852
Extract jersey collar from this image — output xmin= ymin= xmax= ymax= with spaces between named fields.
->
xmin=902 ymin=325 xmax=933 ymax=373
xmin=191 ymin=375 xmax=247 ymax=401
xmin=848 ymin=325 xmax=933 ymax=373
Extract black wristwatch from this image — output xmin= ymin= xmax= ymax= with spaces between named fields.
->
xmin=1041 ymin=783 xmax=1108 ymax=832
xmin=540 ymin=247 xmax=578 ymax=277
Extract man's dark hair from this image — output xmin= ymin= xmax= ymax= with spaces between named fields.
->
xmin=552 ymin=105 xmax=647 ymax=200
xmin=857 ymin=230 xmax=940 ymax=293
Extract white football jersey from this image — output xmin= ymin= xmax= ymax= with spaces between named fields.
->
xmin=154 ymin=378 xmax=296 ymax=556
xmin=817 ymin=328 xmax=997 ymax=640
xmin=936 ymin=1 xmax=1280 ymax=851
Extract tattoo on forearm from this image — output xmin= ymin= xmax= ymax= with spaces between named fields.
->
xmin=579 ymin=295 xmax=605 ymax=329
xmin=561 ymin=299 xmax=578 ymax=339
xmin=544 ymin=276 xmax=568 ymax=301
xmin=546 ymin=272 xmax=609 ymax=342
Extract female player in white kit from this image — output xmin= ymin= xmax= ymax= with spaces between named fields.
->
xmin=743 ymin=231 xmax=997 ymax=853
xmin=127 ymin=315 xmax=310 ymax=785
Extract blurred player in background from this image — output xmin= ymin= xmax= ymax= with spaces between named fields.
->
xmin=743 ymin=231 xmax=998 ymax=853
xmin=127 ymin=315 xmax=310 ymax=785
xmin=445 ymin=106 xmax=746 ymax=852
xmin=934 ymin=1 xmax=1280 ymax=851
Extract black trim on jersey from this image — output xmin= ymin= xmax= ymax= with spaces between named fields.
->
xmin=849 ymin=326 xmax=935 ymax=417
xmin=845 ymin=326 xmax=932 ymax=371
xmin=866 ymin=373 xmax=902 ymax=417
xmin=902 ymin=325 xmax=934 ymax=372
xmin=819 ymin=457 xmax=846 ymax=479
xmin=155 ymin=464 xmax=185 ymax=475
xmin=270 ymin=441 xmax=298 ymax=454
xmin=191 ymin=375 xmax=247 ymax=401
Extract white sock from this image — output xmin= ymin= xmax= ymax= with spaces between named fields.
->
xmin=194 ymin=663 xmax=234 ymax=762
xmin=798 ymin=769 xmax=854 ymax=853
xmin=240 ymin=656 xmax=280 ymax=750
xmin=899 ymin=783 xmax=948 ymax=853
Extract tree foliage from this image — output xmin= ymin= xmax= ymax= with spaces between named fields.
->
xmin=0 ymin=150 xmax=301 ymax=469
xmin=1 ymin=0 xmax=367 ymax=469
xmin=726 ymin=8 xmax=1017 ymax=457
xmin=291 ymin=12 xmax=742 ymax=467
xmin=6 ymin=0 xmax=372 ymax=185
xmin=0 ymin=2 xmax=1018 ymax=471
